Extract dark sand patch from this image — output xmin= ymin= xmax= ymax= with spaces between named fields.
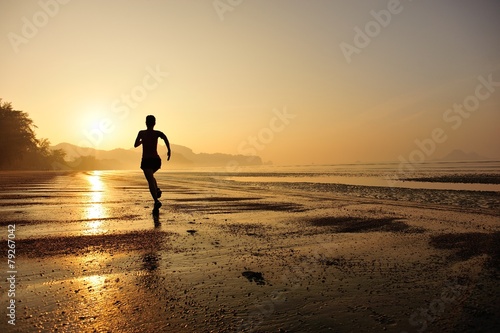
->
xmin=405 ymin=173 xmax=500 ymax=184
xmin=172 ymin=200 xmax=305 ymax=214
xmin=186 ymin=229 xmax=197 ymax=235
xmin=17 ymin=230 xmax=176 ymax=258
xmin=0 ymin=194 xmax=60 ymax=200
xmin=306 ymin=216 xmax=425 ymax=233
xmin=0 ymin=170 xmax=69 ymax=184
xmin=0 ymin=219 xmax=36 ymax=227
xmin=0 ymin=201 xmax=64 ymax=207
xmin=242 ymin=271 xmax=266 ymax=285
xmin=174 ymin=196 xmax=261 ymax=202
xmin=0 ymin=214 xmax=142 ymax=227
xmin=429 ymin=232 xmax=500 ymax=270
xmin=220 ymin=222 xmax=270 ymax=237
xmin=427 ymin=233 xmax=500 ymax=332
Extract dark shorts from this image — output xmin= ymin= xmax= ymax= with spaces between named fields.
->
xmin=141 ymin=157 xmax=161 ymax=172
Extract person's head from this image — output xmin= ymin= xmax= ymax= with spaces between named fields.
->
xmin=146 ymin=115 xmax=156 ymax=128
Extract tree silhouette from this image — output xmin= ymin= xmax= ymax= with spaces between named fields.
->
xmin=0 ymin=99 xmax=66 ymax=169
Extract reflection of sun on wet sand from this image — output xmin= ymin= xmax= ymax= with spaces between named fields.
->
xmin=84 ymin=171 xmax=108 ymax=235
xmin=1 ymin=170 xmax=499 ymax=332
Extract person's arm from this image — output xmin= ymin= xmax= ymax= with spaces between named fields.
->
xmin=159 ymin=131 xmax=171 ymax=161
xmin=134 ymin=131 xmax=143 ymax=148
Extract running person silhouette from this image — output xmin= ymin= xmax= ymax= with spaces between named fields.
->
xmin=134 ymin=115 xmax=171 ymax=213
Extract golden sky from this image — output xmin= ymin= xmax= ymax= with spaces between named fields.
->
xmin=1 ymin=0 xmax=499 ymax=165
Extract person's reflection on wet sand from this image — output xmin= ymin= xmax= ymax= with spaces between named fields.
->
xmin=137 ymin=217 xmax=164 ymax=291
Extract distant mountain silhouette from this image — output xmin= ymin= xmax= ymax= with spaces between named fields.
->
xmin=439 ymin=149 xmax=490 ymax=161
xmin=51 ymin=142 xmax=263 ymax=170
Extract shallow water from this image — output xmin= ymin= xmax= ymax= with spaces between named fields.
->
xmin=172 ymin=160 xmax=500 ymax=191
xmin=224 ymin=175 xmax=500 ymax=191
xmin=169 ymin=161 xmax=500 ymax=210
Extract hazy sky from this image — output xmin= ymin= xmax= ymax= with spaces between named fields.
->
xmin=1 ymin=0 xmax=499 ymax=165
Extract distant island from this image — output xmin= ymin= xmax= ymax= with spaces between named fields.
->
xmin=50 ymin=142 xmax=264 ymax=170
xmin=438 ymin=149 xmax=490 ymax=162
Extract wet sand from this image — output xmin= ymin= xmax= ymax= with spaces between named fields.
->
xmin=1 ymin=170 xmax=499 ymax=332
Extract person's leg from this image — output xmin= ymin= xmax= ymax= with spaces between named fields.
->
xmin=143 ymin=169 xmax=159 ymax=202
xmin=153 ymin=169 xmax=162 ymax=198
xmin=152 ymin=159 xmax=162 ymax=198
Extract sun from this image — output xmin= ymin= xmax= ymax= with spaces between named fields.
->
xmin=80 ymin=105 xmax=106 ymax=130
xmin=75 ymin=103 xmax=117 ymax=148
